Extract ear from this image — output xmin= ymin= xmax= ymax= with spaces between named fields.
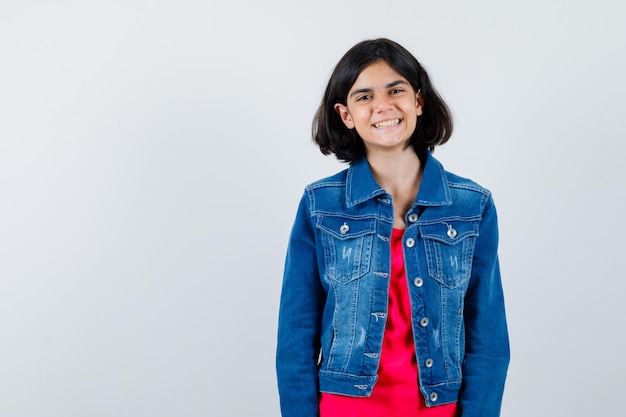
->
xmin=334 ymin=103 xmax=355 ymax=129
xmin=415 ymin=89 xmax=423 ymax=116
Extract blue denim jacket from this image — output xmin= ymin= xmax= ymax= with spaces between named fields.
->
xmin=276 ymin=152 xmax=510 ymax=417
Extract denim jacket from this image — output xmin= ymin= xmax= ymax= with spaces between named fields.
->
xmin=276 ymin=152 xmax=510 ymax=417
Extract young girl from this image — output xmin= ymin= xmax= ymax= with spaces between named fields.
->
xmin=276 ymin=38 xmax=509 ymax=417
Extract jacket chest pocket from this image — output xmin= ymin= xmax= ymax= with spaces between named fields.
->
xmin=419 ymin=220 xmax=479 ymax=289
xmin=317 ymin=216 xmax=376 ymax=284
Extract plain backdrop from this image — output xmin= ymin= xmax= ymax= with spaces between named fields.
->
xmin=1 ymin=1 xmax=624 ymax=416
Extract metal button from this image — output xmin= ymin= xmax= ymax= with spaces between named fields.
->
xmin=340 ymin=222 xmax=349 ymax=234
xmin=447 ymin=225 xmax=457 ymax=239
xmin=413 ymin=277 xmax=423 ymax=287
xmin=405 ymin=238 xmax=415 ymax=248
xmin=408 ymin=213 xmax=418 ymax=223
xmin=425 ymin=358 xmax=434 ymax=368
xmin=419 ymin=317 xmax=429 ymax=327
xmin=430 ymin=392 xmax=438 ymax=402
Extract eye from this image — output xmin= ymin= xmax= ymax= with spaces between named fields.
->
xmin=356 ymin=94 xmax=372 ymax=102
xmin=390 ymin=88 xmax=405 ymax=95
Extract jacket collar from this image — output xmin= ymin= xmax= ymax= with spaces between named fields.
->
xmin=346 ymin=151 xmax=451 ymax=208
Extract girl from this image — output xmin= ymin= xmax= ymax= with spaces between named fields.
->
xmin=276 ymin=38 xmax=509 ymax=417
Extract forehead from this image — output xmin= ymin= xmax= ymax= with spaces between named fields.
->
xmin=350 ymin=60 xmax=408 ymax=90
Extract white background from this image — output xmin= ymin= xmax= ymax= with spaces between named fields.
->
xmin=1 ymin=1 xmax=624 ymax=416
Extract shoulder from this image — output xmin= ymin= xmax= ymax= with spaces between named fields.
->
xmin=425 ymin=153 xmax=494 ymax=214
xmin=305 ymin=167 xmax=349 ymax=191
xmin=425 ymin=153 xmax=488 ymax=195
xmin=446 ymin=170 xmax=495 ymax=218
xmin=295 ymin=167 xmax=351 ymax=213
xmin=303 ymin=167 xmax=350 ymax=202
xmin=445 ymin=170 xmax=492 ymax=199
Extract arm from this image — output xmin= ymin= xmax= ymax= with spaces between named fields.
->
xmin=459 ymin=195 xmax=510 ymax=417
xmin=276 ymin=192 xmax=325 ymax=417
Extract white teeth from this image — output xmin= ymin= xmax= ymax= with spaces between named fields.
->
xmin=374 ymin=119 xmax=400 ymax=128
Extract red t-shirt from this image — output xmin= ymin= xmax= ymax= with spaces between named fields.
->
xmin=319 ymin=228 xmax=459 ymax=417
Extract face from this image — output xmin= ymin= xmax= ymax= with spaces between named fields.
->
xmin=334 ymin=60 xmax=422 ymax=155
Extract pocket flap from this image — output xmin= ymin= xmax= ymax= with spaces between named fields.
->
xmin=317 ymin=216 xmax=376 ymax=240
xmin=419 ymin=220 xmax=478 ymax=245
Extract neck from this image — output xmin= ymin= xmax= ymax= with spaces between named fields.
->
xmin=366 ymin=148 xmax=422 ymax=196
xmin=366 ymin=148 xmax=423 ymax=229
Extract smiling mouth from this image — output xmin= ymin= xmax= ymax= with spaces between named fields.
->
xmin=374 ymin=119 xmax=401 ymax=128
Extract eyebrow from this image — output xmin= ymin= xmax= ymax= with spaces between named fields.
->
xmin=349 ymin=80 xmax=409 ymax=98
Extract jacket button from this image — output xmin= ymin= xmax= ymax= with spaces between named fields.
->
xmin=408 ymin=213 xmax=418 ymax=223
xmin=340 ymin=222 xmax=349 ymax=234
xmin=419 ymin=317 xmax=429 ymax=327
xmin=413 ymin=277 xmax=423 ymax=287
xmin=447 ymin=225 xmax=457 ymax=239
xmin=425 ymin=358 xmax=434 ymax=368
xmin=405 ymin=238 xmax=415 ymax=248
xmin=430 ymin=392 xmax=438 ymax=402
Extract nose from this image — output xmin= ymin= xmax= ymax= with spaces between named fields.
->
xmin=373 ymin=94 xmax=393 ymax=112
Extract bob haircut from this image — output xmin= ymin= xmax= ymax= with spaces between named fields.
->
xmin=313 ymin=38 xmax=453 ymax=164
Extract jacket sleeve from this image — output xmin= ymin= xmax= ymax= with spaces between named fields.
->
xmin=276 ymin=191 xmax=325 ymax=417
xmin=459 ymin=194 xmax=510 ymax=417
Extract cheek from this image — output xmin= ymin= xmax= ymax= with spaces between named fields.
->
xmin=355 ymin=117 xmax=373 ymax=133
xmin=405 ymin=114 xmax=418 ymax=132
xmin=356 ymin=115 xmax=370 ymax=124
xmin=354 ymin=110 xmax=371 ymax=124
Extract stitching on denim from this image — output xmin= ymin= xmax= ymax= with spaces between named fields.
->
xmin=306 ymin=187 xmax=316 ymax=215
xmin=312 ymin=211 xmax=378 ymax=220
xmin=345 ymin=280 xmax=359 ymax=372
xmin=480 ymin=192 xmax=491 ymax=213
xmin=420 ymin=221 xmax=476 ymax=290
xmin=425 ymin=379 xmax=463 ymax=388
xmin=317 ymin=217 xmax=375 ymax=284
xmin=328 ymin=288 xmax=337 ymax=369
xmin=418 ymin=215 xmax=481 ymax=225
xmin=439 ymin=284 xmax=453 ymax=379
xmin=328 ymin=281 xmax=360 ymax=372
xmin=346 ymin=166 xmax=354 ymax=204
xmin=437 ymin=158 xmax=452 ymax=203
xmin=307 ymin=180 xmax=346 ymax=191
xmin=448 ymin=181 xmax=490 ymax=196
xmin=454 ymin=289 xmax=464 ymax=372
xmin=323 ymin=231 xmax=336 ymax=282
